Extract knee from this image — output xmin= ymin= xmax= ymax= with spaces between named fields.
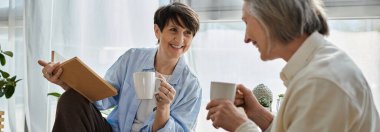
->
xmin=57 ymin=88 xmax=89 ymax=111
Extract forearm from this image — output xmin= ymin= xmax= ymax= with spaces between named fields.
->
xmin=152 ymin=105 xmax=170 ymax=132
xmin=247 ymin=106 xmax=273 ymax=131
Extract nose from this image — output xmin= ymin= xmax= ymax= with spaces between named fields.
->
xmin=244 ymin=33 xmax=251 ymax=43
xmin=174 ymin=33 xmax=184 ymax=45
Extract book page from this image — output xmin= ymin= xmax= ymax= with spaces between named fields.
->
xmin=51 ymin=50 xmax=67 ymax=63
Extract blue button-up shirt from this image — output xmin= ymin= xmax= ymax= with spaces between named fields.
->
xmin=95 ymin=48 xmax=202 ymax=132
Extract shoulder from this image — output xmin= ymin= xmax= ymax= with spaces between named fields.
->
xmin=120 ymin=48 xmax=155 ymax=60
xmin=124 ymin=48 xmax=154 ymax=55
xmin=291 ymin=43 xmax=369 ymax=103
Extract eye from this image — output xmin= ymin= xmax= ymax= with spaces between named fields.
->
xmin=170 ymin=28 xmax=177 ymax=32
xmin=184 ymin=31 xmax=192 ymax=35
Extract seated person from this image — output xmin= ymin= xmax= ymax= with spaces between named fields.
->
xmin=38 ymin=2 xmax=202 ymax=132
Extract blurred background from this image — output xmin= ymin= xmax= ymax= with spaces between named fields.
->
xmin=0 ymin=0 xmax=379 ymax=131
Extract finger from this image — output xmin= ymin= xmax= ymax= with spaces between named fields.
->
xmin=206 ymin=100 xmax=223 ymax=110
xmin=51 ymin=68 xmax=63 ymax=81
xmin=155 ymin=93 xmax=162 ymax=102
xmin=212 ymin=119 xmax=220 ymax=129
xmin=235 ymin=92 xmax=244 ymax=99
xmin=38 ymin=60 xmax=49 ymax=67
xmin=160 ymin=81 xmax=174 ymax=93
xmin=166 ymin=90 xmax=175 ymax=100
xmin=234 ymin=99 xmax=244 ymax=106
xmin=237 ymin=84 xmax=251 ymax=94
xmin=156 ymin=74 xmax=167 ymax=82
xmin=158 ymin=86 xmax=170 ymax=95
xmin=43 ymin=73 xmax=49 ymax=79
xmin=46 ymin=62 xmax=60 ymax=74
xmin=206 ymin=107 xmax=218 ymax=120
xmin=156 ymin=91 xmax=170 ymax=102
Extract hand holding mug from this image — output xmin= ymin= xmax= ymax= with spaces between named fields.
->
xmin=155 ymin=74 xmax=176 ymax=108
xmin=234 ymin=84 xmax=261 ymax=118
xmin=206 ymin=99 xmax=248 ymax=131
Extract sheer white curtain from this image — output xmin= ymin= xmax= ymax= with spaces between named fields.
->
xmin=25 ymin=0 xmax=158 ymax=131
xmin=0 ymin=0 xmax=25 ymax=132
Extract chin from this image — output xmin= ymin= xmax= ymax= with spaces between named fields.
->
xmin=260 ymin=55 xmax=275 ymax=61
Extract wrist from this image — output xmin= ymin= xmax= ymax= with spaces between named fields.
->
xmin=247 ymin=106 xmax=273 ymax=130
xmin=60 ymin=84 xmax=70 ymax=90
xmin=156 ymin=105 xmax=170 ymax=112
xmin=231 ymin=117 xmax=249 ymax=131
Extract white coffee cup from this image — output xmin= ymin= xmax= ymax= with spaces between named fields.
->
xmin=210 ymin=81 xmax=237 ymax=102
xmin=133 ymin=72 xmax=157 ymax=99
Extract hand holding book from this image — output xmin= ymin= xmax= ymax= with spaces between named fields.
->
xmin=38 ymin=60 xmax=70 ymax=90
xmin=38 ymin=51 xmax=117 ymax=102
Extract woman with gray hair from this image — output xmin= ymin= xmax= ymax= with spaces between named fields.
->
xmin=206 ymin=0 xmax=380 ymax=131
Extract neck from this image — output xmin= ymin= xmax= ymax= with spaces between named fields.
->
xmin=280 ymin=34 xmax=309 ymax=62
xmin=154 ymin=51 xmax=178 ymax=75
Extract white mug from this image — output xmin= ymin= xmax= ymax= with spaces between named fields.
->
xmin=133 ymin=72 xmax=157 ymax=99
xmin=210 ymin=81 xmax=237 ymax=102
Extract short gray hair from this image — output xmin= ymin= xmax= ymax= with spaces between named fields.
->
xmin=245 ymin=0 xmax=329 ymax=44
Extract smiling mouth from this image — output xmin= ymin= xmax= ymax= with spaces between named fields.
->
xmin=170 ymin=44 xmax=184 ymax=49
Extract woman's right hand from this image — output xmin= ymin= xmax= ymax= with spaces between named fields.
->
xmin=234 ymin=84 xmax=261 ymax=117
xmin=38 ymin=60 xmax=70 ymax=90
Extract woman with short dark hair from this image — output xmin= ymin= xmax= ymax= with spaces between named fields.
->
xmin=39 ymin=2 xmax=202 ymax=132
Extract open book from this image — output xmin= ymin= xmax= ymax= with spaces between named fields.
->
xmin=52 ymin=51 xmax=117 ymax=102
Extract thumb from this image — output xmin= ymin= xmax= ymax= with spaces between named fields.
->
xmin=236 ymin=84 xmax=252 ymax=94
xmin=38 ymin=60 xmax=48 ymax=67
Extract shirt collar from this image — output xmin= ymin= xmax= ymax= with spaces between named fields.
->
xmin=141 ymin=48 xmax=185 ymax=85
xmin=280 ymin=32 xmax=326 ymax=86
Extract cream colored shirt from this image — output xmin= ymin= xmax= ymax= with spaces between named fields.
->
xmin=237 ymin=32 xmax=380 ymax=132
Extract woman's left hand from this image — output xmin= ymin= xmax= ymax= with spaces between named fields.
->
xmin=155 ymin=74 xmax=176 ymax=109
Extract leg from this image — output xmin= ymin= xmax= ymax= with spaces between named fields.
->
xmin=52 ymin=88 xmax=112 ymax=132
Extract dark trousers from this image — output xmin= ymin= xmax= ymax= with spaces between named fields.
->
xmin=52 ymin=88 xmax=113 ymax=132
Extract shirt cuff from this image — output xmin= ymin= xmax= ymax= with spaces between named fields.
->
xmin=156 ymin=117 xmax=174 ymax=132
xmin=235 ymin=120 xmax=261 ymax=132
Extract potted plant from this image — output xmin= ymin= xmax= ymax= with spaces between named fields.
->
xmin=0 ymin=46 xmax=21 ymax=99
xmin=0 ymin=46 xmax=21 ymax=131
xmin=252 ymin=84 xmax=273 ymax=111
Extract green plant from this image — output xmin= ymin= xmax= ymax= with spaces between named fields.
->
xmin=253 ymin=84 xmax=272 ymax=108
xmin=48 ymin=92 xmax=62 ymax=98
xmin=0 ymin=46 xmax=21 ymax=99
xmin=258 ymin=97 xmax=271 ymax=107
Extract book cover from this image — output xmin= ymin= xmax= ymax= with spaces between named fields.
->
xmin=52 ymin=51 xmax=117 ymax=102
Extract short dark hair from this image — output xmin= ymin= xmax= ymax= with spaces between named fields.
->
xmin=154 ymin=2 xmax=200 ymax=36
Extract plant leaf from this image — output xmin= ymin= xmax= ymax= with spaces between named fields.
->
xmin=2 ymin=51 xmax=13 ymax=57
xmin=10 ymin=76 xmax=16 ymax=81
xmin=0 ymin=81 xmax=5 ymax=89
xmin=0 ymin=88 xmax=4 ymax=97
xmin=16 ymin=79 xmax=22 ymax=83
xmin=47 ymin=92 xmax=62 ymax=98
xmin=4 ymin=85 xmax=15 ymax=99
xmin=0 ymin=70 xmax=10 ymax=78
xmin=0 ymin=53 xmax=5 ymax=66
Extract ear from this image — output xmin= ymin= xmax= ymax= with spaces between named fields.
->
xmin=154 ymin=24 xmax=161 ymax=40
